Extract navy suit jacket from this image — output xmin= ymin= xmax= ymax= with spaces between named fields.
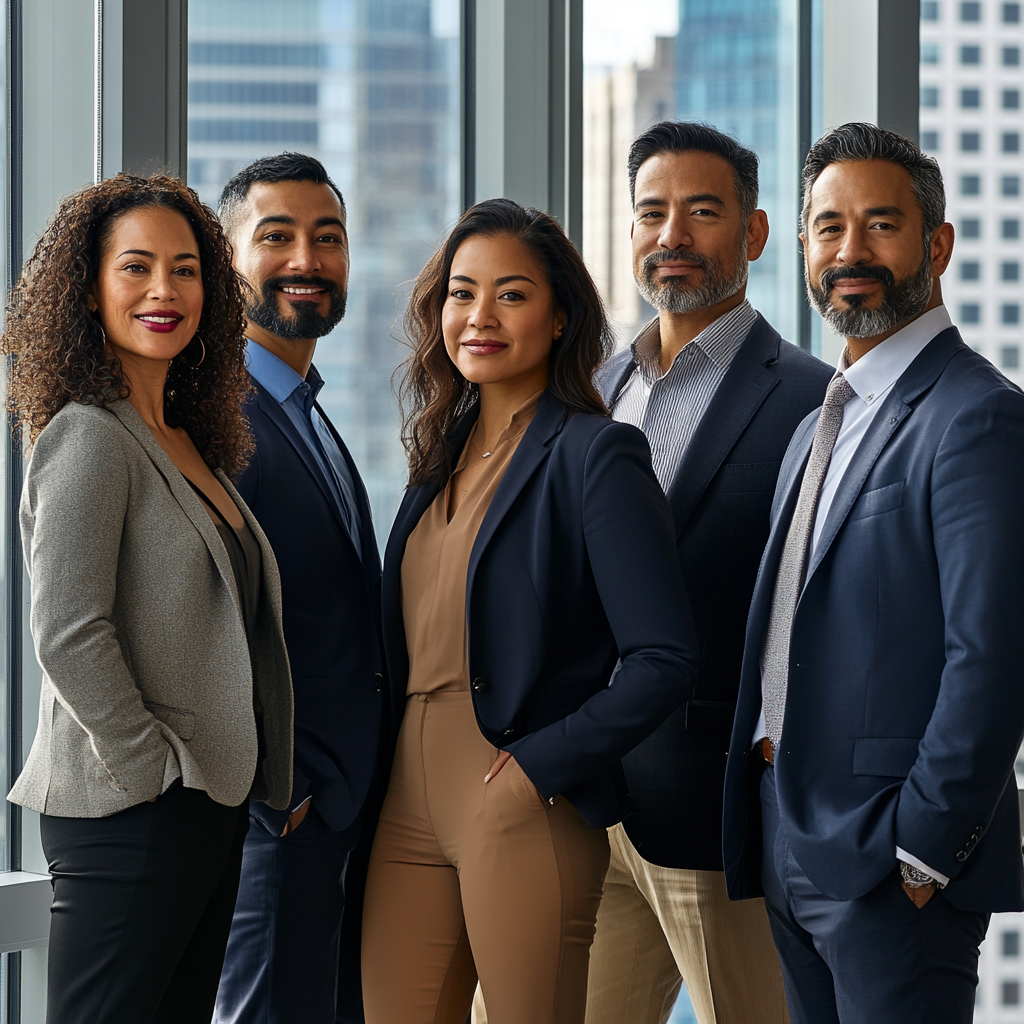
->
xmin=598 ymin=315 xmax=832 ymax=868
xmin=723 ymin=327 xmax=1024 ymax=913
xmin=236 ymin=375 xmax=384 ymax=835
xmin=381 ymin=391 xmax=700 ymax=828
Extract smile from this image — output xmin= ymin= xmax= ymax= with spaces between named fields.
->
xmin=135 ymin=311 xmax=184 ymax=333
xmin=280 ymin=286 xmax=325 ymax=295
xmin=462 ymin=340 xmax=508 ymax=355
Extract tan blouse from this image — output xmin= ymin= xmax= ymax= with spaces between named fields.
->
xmin=401 ymin=392 xmax=542 ymax=695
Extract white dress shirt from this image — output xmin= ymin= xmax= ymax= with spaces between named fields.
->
xmin=753 ymin=304 xmax=955 ymax=885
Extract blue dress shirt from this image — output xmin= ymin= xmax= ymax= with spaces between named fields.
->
xmin=246 ymin=339 xmax=362 ymax=555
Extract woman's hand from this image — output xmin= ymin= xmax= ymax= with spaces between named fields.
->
xmin=484 ymin=750 xmax=513 ymax=783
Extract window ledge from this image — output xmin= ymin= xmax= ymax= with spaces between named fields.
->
xmin=0 ymin=871 xmax=51 ymax=952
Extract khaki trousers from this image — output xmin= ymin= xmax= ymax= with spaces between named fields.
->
xmin=584 ymin=823 xmax=789 ymax=1024
xmin=362 ymin=691 xmax=610 ymax=1024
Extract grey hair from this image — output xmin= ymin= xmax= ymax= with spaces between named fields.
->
xmin=800 ymin=123 xmax=946 ymax=238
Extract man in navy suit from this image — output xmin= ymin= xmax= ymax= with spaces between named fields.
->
xmin=724 ymin=123 xmax=1024 ymax=1023
xmin=213 ymin=154 xmax=383 ymax=1024
xmin=586 ymin=121 xmax=830 ymax=1024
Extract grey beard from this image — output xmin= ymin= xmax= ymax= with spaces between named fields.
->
xmin=637 ymin=248 xmax=748 ymax=314
xmin=806 ymin=253 xmax=934 ymax=339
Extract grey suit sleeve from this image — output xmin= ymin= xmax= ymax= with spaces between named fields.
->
xmin=23 ymin=412 xmax=169 ymax=798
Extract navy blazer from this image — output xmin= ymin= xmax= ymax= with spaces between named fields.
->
xmin=723 ymin=327 xmax=1024 ymax=913
xmin=236 ymin=375 xmax=384 ymax=835
xmin=381 ymin=390 xmax=700 ymax=828
xmin=598 ymin=315 xmax=832 ymax=868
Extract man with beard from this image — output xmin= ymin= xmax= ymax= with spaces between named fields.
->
xmin=723 ymin=123 xmax=1024 ymax=1023
xmin=585 ymin=122 xmax=831 ymax=1024
xmin=213 ymin=153 xmax=384 ymax=1024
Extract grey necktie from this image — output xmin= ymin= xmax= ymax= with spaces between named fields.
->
xmin=762 ymin=373 xmax=856 ymax=749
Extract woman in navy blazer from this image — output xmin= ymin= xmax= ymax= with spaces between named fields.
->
xmin=361 ymin=199 xmax=699 ymax=1024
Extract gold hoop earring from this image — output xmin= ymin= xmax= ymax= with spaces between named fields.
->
xmin=181 ymin=336 xmax=206 ymax=369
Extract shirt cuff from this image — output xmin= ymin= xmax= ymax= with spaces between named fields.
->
xmin=750 ymin=705 xmax=767 ymax=750
xmin=896 ymin=847 xmax=950 ymax=888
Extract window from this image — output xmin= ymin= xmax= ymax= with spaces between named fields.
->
xmin=961 ymin=174 xmax=982 ymax=195
xmin=921 ymin=130 xmax=941 ymax=151
xmin=1003 ymin=930 xmax=1021 ymax=956
xmin=922 ymin=43 xmax=942 ymax=64
xmin=1005 ymin=1 xmax=1022 ymax=20
xmin=1005 ymin=46 xmax=1022 ymax=66
xmin=922 ymin=86 xmax=940 ymax=108
xmin=923 ymin=0 xmax=942 ymax=16
xmin=960 ymin=44 xmax=981 ymax=64
xmin=961 ymin=303 xmax=983 ymax=323
xmin=961 ymin=0 xmax=982 ymax=18
xmin=960 ymin=260 xmax=982 ymax=280
xmin=961 ymin=87 xmax=981 ymax=108
xmin=1002 ymin=303 xmax=1021 ymax=325
xmin=962 ymin=217 xmax=982 ymax=238
xmin=1004 ymin=175 xmax=1021 ymax=196
xmin=1003 ymin=260 xmax=1021 ymax=281
xmin=1003 ymin=347 xmax=1023 ymax=371
xmin=1004 ymin=132 xmax=1022 ymax=154
xmin=961 ymin=131 xmax=982 ymax=152
xmin=1005 ymin=89 xmax=1022 ymax=110
xmin=1004 ymin=218 xmax=1022 ymax=239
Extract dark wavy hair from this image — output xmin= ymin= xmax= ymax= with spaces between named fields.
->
xmin=2 ymin=172 xmax=252 ymax=475
xmin=399 ymin=198 xmax=612 ymax=487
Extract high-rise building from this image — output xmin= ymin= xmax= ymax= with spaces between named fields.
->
xmin=188 ymin=0 xmax=461 ymax=540
xmin=920 ymin=0 xmax=1024 ymax=390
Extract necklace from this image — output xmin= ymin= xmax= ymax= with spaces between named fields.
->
xmin=469 ymin=436 xmax=500 ymax=458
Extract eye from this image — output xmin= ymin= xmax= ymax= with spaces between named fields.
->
xmin=263 ymin=232 xmax=288 ymax=243
xmin=450 ymin=288 xmax=473 ymax=300
xmin=870 ymin=221 xmax=897 ymax=231
xmin=692 ymin=208 xmax=718 ymax=217
xmin=173 ymin=266 xmax=197 ymax=277
xmin=316 ymin=233 xmax=343 ymax=244
xmin=121 ymin=262 xmax=148 ymax=273
xmin=498 ymin=290 xmax=525 ymax=302
xmin=639 ymin=210 xmax=663 ymax=220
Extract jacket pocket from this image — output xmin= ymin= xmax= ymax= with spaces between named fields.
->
xmin=852 ymin=736 xmax=921 ymax=777
xmin=849 ymin=480 xmax=905 ymax=521
xmin=144 ymin=701 xmax=196 ymax=741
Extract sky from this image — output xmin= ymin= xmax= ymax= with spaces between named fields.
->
xmin=583 ymin=0 xmax=679 ymax=69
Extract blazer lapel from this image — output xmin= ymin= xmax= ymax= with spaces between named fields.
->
xmin=802 ymin=325 xmax=964 ymax=585
xmin=665 ymin=317 xmax=781 ymax=535
xmin=107 ymin=401 xmax=242 ymax=615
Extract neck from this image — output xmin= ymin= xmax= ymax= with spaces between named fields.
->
xmin=246 ymin=320 xmax=317 ymax=377
xmin=476 ymin=372 xmax=546 ymax=447
xmin=845 ymin=280 xmax=943 ymax=364
xmin=655 ymin=288 xmax=745 ymax=374
xmin=114 ymin=350 xmax=171 ymax=432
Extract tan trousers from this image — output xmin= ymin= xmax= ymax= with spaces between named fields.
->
xmin=361 ymin=691 xmax=610 ymax=1024
xmin=584 ymin=823 xmax=789 ymax=1024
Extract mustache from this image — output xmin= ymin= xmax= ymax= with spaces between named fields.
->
xmin=819 ymin=264 xmax=895 ymax=294
xmin=643 ymin=248 xmax=713 ymax=273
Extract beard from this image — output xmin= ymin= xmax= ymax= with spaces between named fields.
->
xmin=805 ymin=252 xmax=934 ymax=339
xmin=636 ymin=245 xmax=748 ymax=314
xmin=245 ymin=274 xmax=348 ymax=340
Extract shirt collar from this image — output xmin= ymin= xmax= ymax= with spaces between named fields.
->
xmin=630 ymin=300 xmax=756 ymax=384
xmin=839 ymin=304 xmax=953 ymax=406
xmin=245 ymin=338 xmax=324 ymax=404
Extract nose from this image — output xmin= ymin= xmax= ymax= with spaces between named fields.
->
xmin=835 ymin=224 xmax=873 ymax=267
xmin=467 ymin=294 xmax=499 ymax=330
xmin=148 ymin=267 xmax=181 ymax=301
xmin=658 ymin=210 xmax=694 ymax=252
xmin=287 ymin=236 xmax=322 ymax=274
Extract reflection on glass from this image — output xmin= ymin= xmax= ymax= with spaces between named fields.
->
xmin=0 ymin=0 xmax=9 ymax=876
xmin=583 ymin=0 xmax=800 ymax=351
xmin=187 ymin=0 xmax=462 ymax=542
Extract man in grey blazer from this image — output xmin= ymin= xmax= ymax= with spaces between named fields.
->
xmin=214 ymin=154 xmax=385 ymax=1024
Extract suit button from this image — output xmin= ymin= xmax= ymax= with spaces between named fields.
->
xmin=374 ymin=672 xmax=383 ymax=692
xmin=472 ymin=678 xmax=487 ymax=692
xmin=504 ymin=728 xmax=515 ymax=736
xmin=956 ymin=851 xmax=968 ymax=862
xmin=976 ymin=824 xmax=985 ymax=837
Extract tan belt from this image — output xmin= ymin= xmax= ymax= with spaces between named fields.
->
xmin=760 ymin=737 xmax=775 ymax=765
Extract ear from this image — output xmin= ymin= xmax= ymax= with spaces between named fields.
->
xmin=86 ymin=284 xmax=99 ymax=314
xmin=929 ymin=222 xmax=955 ymax=278
xmin=553 ymin=308 xmax=567 ymax=339
xmin=746 ymin=210 xmax=770 ymax=262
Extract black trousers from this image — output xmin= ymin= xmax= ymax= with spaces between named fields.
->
xmin=41 ymin=783 xmax=250 ymax=1024
xmin=760 ymin=766 xmax=990 ymax=1024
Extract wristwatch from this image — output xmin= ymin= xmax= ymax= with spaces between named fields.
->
xmin=900 ymin=861 xmax=945 ymax=889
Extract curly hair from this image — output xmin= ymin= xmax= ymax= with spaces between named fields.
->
xmin=399 ymin=198 xmax=612 ymax=487
xmin=2 ymin=172 xmax=253 ymax=475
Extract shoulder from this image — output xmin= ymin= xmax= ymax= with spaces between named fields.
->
xmin=30 ymin=401 xmax=130 ymax=466
xmin=594 ymin=349 xmax=635 ymax=402
xmin=771 ymin=338 xmax=834 ymax=386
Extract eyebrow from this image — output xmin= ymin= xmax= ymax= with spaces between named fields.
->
xmin=812 ymin=205 xmax=906 ymax=227
xmin=449 ymin=274 xmax=538 ymax=287
xmin=117 ymin=249 xmax=198 ymax=261
xmin=253 ymin=215 xmax=347 ymax=232
xmin=635 ymin=193 xmax=727 ymax=210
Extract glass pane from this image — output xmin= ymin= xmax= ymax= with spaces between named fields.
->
xmin=583 ymin=0 xmax=801 ymax=352
xmin=0 ymin=0 xmax=10 ymax=878
xmin=187 ymin=0 xmax=462 ymax=542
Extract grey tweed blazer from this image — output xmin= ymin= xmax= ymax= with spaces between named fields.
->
xmin=7 ymin=399 xmax=293 ymax=818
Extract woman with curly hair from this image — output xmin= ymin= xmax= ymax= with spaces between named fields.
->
xmin=361 ymin=198 xmax=700 ymax=1024
xmin=4 ymin=173 xmax=293 ymax=1024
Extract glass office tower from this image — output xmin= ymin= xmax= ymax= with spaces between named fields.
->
xmin=188 ymin=0 xmax=461 ymax=540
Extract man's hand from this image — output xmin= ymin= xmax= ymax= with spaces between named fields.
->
xmin=901 ymin=880 xmax=936 ymax=908
xmin=280 ymin=797 xmax=312 ymax=836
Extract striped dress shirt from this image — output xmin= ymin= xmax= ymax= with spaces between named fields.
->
xmin=610 ymin=300 xmax=758 ymax=492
